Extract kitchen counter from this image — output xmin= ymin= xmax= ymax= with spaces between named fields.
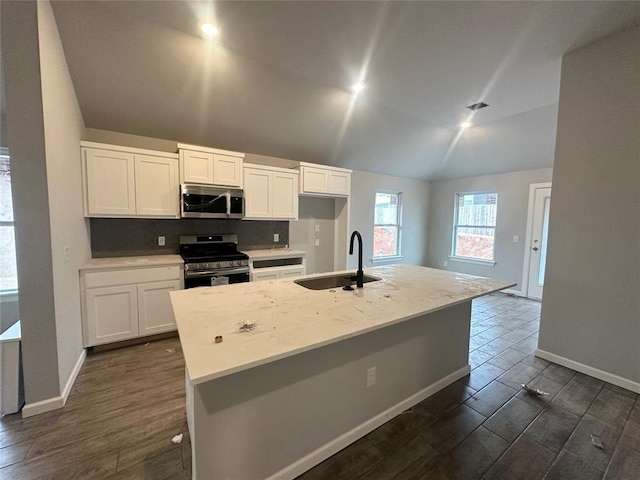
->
xmin=171 ymin=264 xmax=511 ymax=385
xmin=242 ymin=248 xmax=307 ymax=260
xmin=172 ymin=264 xmax=513 ymax=479
xmin=79 ymin=254 xmax=183 ymax=271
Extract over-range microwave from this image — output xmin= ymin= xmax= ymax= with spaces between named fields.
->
xmin=180 ymin=184 xmax=244 ymax=219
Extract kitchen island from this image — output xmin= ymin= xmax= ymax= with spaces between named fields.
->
xmin=170 ymin=264 xmax=513 ymax=479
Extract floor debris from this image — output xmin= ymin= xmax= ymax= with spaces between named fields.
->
xmin=214 ymin=335 xmax=223 ymax=343
xmin=521 ymin=384 xmax=549 ymax=396
xmin=591 ymin=434 xmax=604 ymax=450
xmin=171 ymin=433 xmax=183 ymax=444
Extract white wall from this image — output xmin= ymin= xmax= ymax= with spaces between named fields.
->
xmin=1 ymin=0 xmax=89 ymax=413
xmin=38 ymin=1 xmax=90 ymax=395
xmin=538 ymin=27 xmax=640 ymax=389
xmin=426 ymin=168 xmax=552 ymax=291
xmin=348 ymin=170 xmax=430 ymax=269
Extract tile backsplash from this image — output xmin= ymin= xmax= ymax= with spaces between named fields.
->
xmin=90 ymin=218 xmax=289 ymax=257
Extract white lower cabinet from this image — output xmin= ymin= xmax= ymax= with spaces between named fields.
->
xmin=251 ymin=265 xmax=305 ymax=282
xmin=138 ymin=280 xmax=183 ymax=335
xmin=81 ymin=266 xmax=182 ymax=347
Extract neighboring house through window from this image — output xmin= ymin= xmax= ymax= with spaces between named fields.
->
xmin=0 ymin=153 xmax=18 ymax=292
xmin=373 ymin=192 xmax=401 ymax=258
xmin=452 ymin=192 xmax=498 ymax=262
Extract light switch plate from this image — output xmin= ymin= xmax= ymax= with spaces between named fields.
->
xmin=315 ymin=224 xmax=320 ymax=232
xmin=315 ymin=239 xmax=320 ymax=247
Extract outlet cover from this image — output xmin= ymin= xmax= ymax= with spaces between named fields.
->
xmin=315 ymin=224 xmax=320 ymax=232
xmin=315 ymin=239 xmax=320 ymax=247
xmin=443 ymin=260 xmax=448 ymax=267
xmin=158 ymin=236 xmax=166 ymax=246
xmin=366 ymin=367 xmax=376 ymax=388
xmin=274 ymin=233 xmax=279 ymax=242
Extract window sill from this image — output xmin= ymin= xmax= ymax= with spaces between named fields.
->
xmin=372 ymin=255 xmax=403 ymax=266
xmin=449 ymin=256 xmax=496 ymax=267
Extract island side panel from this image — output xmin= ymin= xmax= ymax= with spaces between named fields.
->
xmin=191 ymin=301 xmax=471 ymax=479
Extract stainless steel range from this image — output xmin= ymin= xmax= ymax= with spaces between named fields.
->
xmin=179 ymin=234 xmax=249 ymax=289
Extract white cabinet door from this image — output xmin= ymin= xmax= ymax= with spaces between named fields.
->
xmin=244 ymin=167 xmax=271 ymax=218
xmin=213 ymin=154 xmax=243 ymax=187
xmin=327 ymin=171 xmax=351 ymax=196
xmin=135 ymin=155 xmax=179 ymax=217
xmin=301 ymin=167 xmax=328 ymax=194
xmin=84 ymin=149 xmax=136 ymax=216
xmin=272 ymin=172 xmax=299 ymax=219
xmin=138 ymin=280 xmax=181 ymax=335
xmin=280 ymin=266 xmax=305 ymax=278
xmin=85 ymin=285 xmax=138 ymax=346
xmin=181 ymin=150 xmax=214 ymax=184
xmin=251 ymin=270 xmax=280 ymax=282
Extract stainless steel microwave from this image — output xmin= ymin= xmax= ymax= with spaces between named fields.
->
xmin=180 ymin=184 xmax=244 ymax=219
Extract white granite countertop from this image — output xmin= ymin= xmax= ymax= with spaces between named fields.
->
xmin=170 ymin=264 xmax=514 ymax=385
xmin=242 ymin=248 xmax=307 ymax=260
xmin=80 ymin=255 xmax=183 ymax=271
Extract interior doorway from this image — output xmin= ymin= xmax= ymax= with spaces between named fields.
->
xmin=523 ymin=183 xmax=551 ymax=300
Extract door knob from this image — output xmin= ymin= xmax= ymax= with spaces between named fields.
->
xmin=532 ymin=247 xmax=539 ymax=251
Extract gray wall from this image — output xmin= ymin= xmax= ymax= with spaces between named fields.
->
xmin=289 ymin=197 xmax=336 ymax=274
xmin=426 ymin=168 xmax=552 ymax=291
xmin=90 ymin=218 xmax=288 ymax=257
xmin=348 ymin=170 xmax=430 ymax=269
xmin=38 ymin=0 xmax=91 ymax=394
xmin=538 ymin=27 xmax=640 ymax=385
xmin=1 ymin=0 xmax=90 ymax=409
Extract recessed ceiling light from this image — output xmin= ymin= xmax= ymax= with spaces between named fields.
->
xmin=201 ymin=23 xmax=220 ymax=37
xmin=460 ymin=121 xmax=472 ymax=129
xmin=351 ymin=82 xmax=366 ymax=94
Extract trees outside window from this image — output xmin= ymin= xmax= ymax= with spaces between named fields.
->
xmin=452 ymin=192 xmax=498 ymax=261
xmin=373 ymin=192 xmax=401 ymax=258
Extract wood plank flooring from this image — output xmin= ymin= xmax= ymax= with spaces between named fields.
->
xmin=1 ymin=293 xmax=638 ymax=479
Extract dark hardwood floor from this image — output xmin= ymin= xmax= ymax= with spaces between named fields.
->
xmin=1 ymin=293 xmax=638 ymax=479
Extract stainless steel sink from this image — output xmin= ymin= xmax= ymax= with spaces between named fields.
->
xmin=294 ymin=273 xmax=381 ymax=290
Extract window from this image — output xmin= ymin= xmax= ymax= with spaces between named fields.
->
xmin=373 ymin=192 xmax=401 ymax=258
xmin=0 ymin=153 xmax=18 ymax=292
xmin=452 ymin=192 xmax=498 ymax=262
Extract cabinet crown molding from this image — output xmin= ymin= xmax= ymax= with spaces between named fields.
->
xmin=80 ymin=141 xmax=178 ymax=159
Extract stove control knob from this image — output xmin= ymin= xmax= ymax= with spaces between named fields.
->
xmin=217 ymin=262 xmax=222 ymax=268
xmin=231 ymin=261 xmax=238 ymax=266
xmin=193 ymin=264 xmax=199 ymax=270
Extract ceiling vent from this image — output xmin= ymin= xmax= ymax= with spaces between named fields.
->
xmin=466 ymin=102 xmax=489 ymax=111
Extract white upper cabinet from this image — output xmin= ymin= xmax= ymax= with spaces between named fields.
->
xmin=81 ymin=142 xmax=179 ymax=218
xmin=297 ymin=162 xmax=351 ymax=197
xmin=84 ymin=148 xmax=136 ymax=216
xmin=244 ymin=163 xmax=298 ymax=220
xmin=178 ymin=143 xmax=244 ymax=188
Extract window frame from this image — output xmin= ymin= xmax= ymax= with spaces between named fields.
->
xmin=373 ymin=191 xmax=402 ymax=261
xmin=0 ymin=152 xmax=18 ymax=293
xmin=450 ymin=191 xmax=498 ymax=265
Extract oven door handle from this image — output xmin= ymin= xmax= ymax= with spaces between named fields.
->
xmin=185 ymin=267 xmax=249 ymax=278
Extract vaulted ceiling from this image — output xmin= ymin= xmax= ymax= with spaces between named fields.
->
xmin=50 ymin=1 xmax=640 ymax=180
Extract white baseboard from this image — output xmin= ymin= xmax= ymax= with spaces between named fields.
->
xmin=22 ymin=348 xmax=86 ymax=418
xmin=501 ymin=288 xmax=525 ymax=297
xmin=535 ymin=349 xmax=640 ymax=394
xmin=268 ymin=364 xmax=471 ymax=480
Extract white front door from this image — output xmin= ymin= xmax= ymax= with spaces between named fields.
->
xmin=526 ymin=186 xmax=551 ymax=300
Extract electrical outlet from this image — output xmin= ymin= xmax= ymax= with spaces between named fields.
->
xmin=443 ymin=260 xmax=448 ymax=267
xmin=366 ymin=367 xmax=377 ymax=388
xmin=315 ymin=239 xmax=320 ymax=247
xmin=274 ymin=233 xmax=279 ymax=242
xmin=63 ymin=246 xmax=70 ymax=263
xmin=513 ymin=235 xmax=519 ymax=243
xmin=158 ymin=236 xmax=166 ymax=246
xmin=315 ymin=224 xmax=320 ymax=232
